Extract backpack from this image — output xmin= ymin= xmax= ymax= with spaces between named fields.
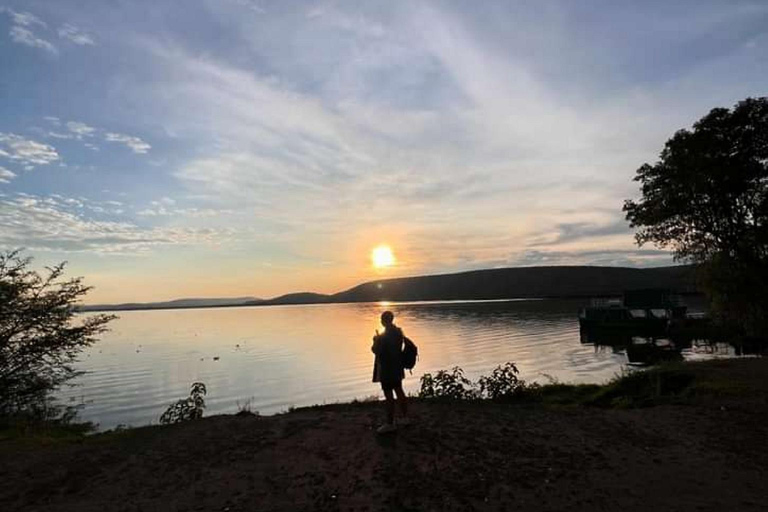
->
xmin=402 ymin=336 xmax=418 ymax=371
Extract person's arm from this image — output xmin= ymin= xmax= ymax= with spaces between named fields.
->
xmin=371 ymin=330 xmax=381 ymax=354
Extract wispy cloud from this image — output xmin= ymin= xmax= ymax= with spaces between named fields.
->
xmin=9 ymin=25 xmax=56 ymax=53
xmin=57 ymin=23 xmax=95 ymax=45
xmin=66 ymin=120 xmax=97 ymax=138
xmin=1 ymin=7 xmax=45 ymax=28
xmin=0 ymin=166 xmax=16 ymax=183
xmin=231 ymin=0 xmax=266 ymax=14
xmin=105 ymin=132 xmax=151 ymax=154
xmin=0 ymin=133 xmax=60 ymax=166
xmin=1 ymin=7 xmax=56 ymax=54
xmin=0 ymin=193 xmax=230 ymax=254
xmin=42 ymin=119 xmax=147 ymax=155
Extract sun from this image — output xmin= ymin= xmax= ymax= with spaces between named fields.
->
xmin=372 ymin=245 xmax=395 ymax=268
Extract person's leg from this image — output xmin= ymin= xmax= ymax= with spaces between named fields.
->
xmin=382 ymin=385 xmax=395 ymax=425
xmin=393 ymin=383 xmax=408 ymax=418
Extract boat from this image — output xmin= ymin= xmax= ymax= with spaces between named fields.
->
xmin=578 ymin=288 xmax=687 ymax=334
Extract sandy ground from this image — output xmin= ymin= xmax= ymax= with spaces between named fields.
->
xmin=1 ymin=358 xmax=767 ymax=512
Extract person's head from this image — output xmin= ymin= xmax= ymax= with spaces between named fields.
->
xmin=380 ymin=310 xmax=394 ymax=327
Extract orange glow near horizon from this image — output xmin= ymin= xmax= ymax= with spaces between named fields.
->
xmin=371 ymin=245 xmax=396 ymax=269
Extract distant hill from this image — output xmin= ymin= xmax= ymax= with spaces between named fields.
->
xmin=83 ymin=265 xmax=698 ymax=312
xmin=246 ymin=292 xmax=331 ymax=306
xmin=80 ymin=296 xmax=259 ymax=312
xmin=256 ymin=265 xmax=697 ymax=306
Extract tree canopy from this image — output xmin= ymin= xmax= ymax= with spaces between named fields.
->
xmin=0 ymin=250 xmax=115 ymax=416
xmin=624 ymin=97 xmax=768 ymax=336
xmin=623 ymin=97 xmax=768 ymax=264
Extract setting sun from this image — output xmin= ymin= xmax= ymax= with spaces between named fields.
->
xmin=372 ymin=245 xmax=396 ymax=268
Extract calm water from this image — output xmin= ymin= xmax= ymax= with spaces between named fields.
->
xmin=61 ymin=298 xmax=732 ymax=430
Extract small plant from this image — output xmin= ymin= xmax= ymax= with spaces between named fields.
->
xmin=419 ymin=366 xmax=477 ymax=399
xmin=478 ymin=362 xmax=525 ymax=400
xmin=159 ymin=382 xmax=207 ymax=425
xmin=235 ymin=398 xmax=258 ymax=417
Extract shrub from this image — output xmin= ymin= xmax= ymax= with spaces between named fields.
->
xmin=159 ymin=382 xmax=207 ymax=424
xmin=418 ymin=366 xmax=477 ymax=399
xmin=477 ymin=362 xmax=525 ymax=400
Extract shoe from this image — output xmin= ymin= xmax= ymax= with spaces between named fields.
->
xmin=376 ymin=423 xmax=397 ymax=434
xmin=397 ymin=416 xmax=412 ymax=427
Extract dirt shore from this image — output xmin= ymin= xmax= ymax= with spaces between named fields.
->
xmin=1 ymin=358 xmax=767 ymax=512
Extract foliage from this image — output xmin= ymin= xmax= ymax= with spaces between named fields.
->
xmin=623 ymin=97 xmax=768 ymax=335
xmin=418 ymin=362 xmax=700 ymax=408
xmin=623 ymin=97 xmax=768 ymax=263
xmin=477 ymin=362 xmax=525 ymax=400
xmin=418 ymin=363 xmax=530 ymax=400
xmin=0 ymin=250 xmax=116 ymax=417
xmin=159 ymin=382 xmax=207 ymax=425
xmin=418 ymin=366 xmax=477 ymax=399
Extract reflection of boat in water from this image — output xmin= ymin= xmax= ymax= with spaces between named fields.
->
xmin=579 ymin=329 xmax=684 ymax=366
xmin=625 ymin=337 xmax=683 ymax=365
xmin=578 ymin=289 xmax=687 ymax=334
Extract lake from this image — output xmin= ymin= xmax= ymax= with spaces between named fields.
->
xmin=62 ymin=298 xmax=733 ymax=430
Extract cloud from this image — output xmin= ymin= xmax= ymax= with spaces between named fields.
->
xmin=1 ymin=8 xmax=46 ymax=28
xmin=9 ymin=25 xmax=57 ymax=53
xmin=47 ymin=131 xmax=73 ymax=139
xmin=0 ymin=167 xmax=16 ymax=183
xmin=137 ymin=206 xmax=227 ymax=218
xmin=105 ymin=132 xmax=151 ymax=154
xmin=132 ymin=35 xmax=656 ymax=275
xmin=57 ymin=23 xmax=95 ymax=45
xmin=43 ymin=119 xmax=148 ymax=156
xmin=0 ymin=133 xmax=60 ymax=166
xmin=3 ymin=9 xmax=95 ymax=53
xmin=0 ymin=194 xmax=231 ymax=254
xmin=66 ymin=121 xmax=96 ymax=138
xmin=528 ymin=220 xmax=634 ymax=247
xmin=509 ymin=249 xmax=673 ymax=268
xmin=1 ymin=7 xmax=57 ymax=53
xmin=231 ymin=0 xmax=265 ymax=13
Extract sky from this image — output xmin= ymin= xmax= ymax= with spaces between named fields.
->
xmin=1 ymin=0 xmax=767 ymax=304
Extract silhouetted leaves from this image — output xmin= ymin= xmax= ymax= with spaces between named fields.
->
xmin=0 ymin=250 xmax=115 ymax=416
xmin=419 ymin=363 xmax=528 ymax=401
xmin=624 ymin=97 xmax=768 ymax=264
xmin=159 ymin=382 xmax=207 ymax=425
xmin=624 ymin=97 xmax=768 ymax=336
xmin=418 ymin=367 xmax=476 ymax=399
xmin=477 ymin=362 xmax=524 ymax=400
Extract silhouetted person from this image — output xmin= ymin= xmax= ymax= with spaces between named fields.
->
xmin=371 ymin=310 xmax=409 ymax=434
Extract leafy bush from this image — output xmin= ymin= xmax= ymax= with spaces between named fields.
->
xmin=417 ymin=361 xmax=700 ymax=408
xmin=418 ymin=366 xmax=477 ymax=399
xmin=477 ymin=362 xmax=525 ymax=400
xmin=159 ymin=382 xmax=207 ymax=425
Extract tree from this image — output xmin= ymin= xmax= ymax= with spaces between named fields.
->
xmin=0 ymin=250 xmax=115 ymax=416
xmin=623 ymin=97 xmax=768 ymax=335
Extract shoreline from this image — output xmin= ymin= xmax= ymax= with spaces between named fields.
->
xmin=80 ymin=293 xmax=706 ymax=314
xmin=2 ymin=358 xmax=767 ymax=511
